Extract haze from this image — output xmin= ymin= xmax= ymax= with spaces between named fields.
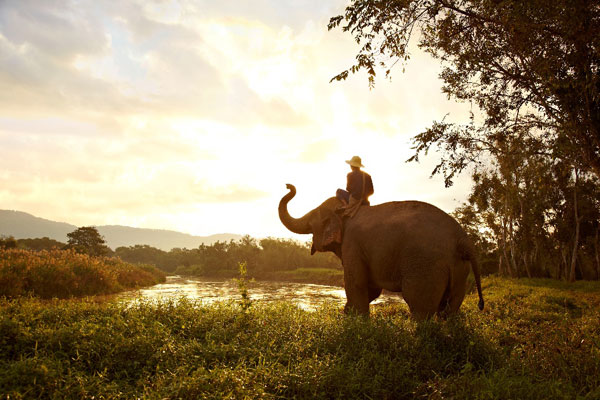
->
xmin=0 ymin=0 xmax=473 ymax=238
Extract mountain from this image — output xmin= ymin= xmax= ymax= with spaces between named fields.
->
xmin=0 ymin=210 xmax=242 ymax=251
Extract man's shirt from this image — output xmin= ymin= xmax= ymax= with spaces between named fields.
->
xmin=346 ymin=170 xmax=374 ymax=203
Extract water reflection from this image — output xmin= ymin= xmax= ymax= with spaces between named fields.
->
xmin=118 ymin=275 xmax=404 ymax=311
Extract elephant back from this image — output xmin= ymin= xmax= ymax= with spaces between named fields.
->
xmin=349 ymin=200 xmax=468 ymax=256
xmin=357 ymin=200 xmax=462 ymax=231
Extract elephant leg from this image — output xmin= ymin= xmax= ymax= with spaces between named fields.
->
xmin=401 ymin=268 xmax=448 ymax=321
xmin=342 ymin=255 xmax=370 ymax=316
xmin=368 ymin=286 xmax=382 ymax=303
xmin=437 ymin=284 xmax=452 ymax=315
xmin=443 ymin=260 xmax=470 ymax=315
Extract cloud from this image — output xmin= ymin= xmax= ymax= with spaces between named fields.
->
xmin=0 ymin=0 xmax=313 ymax=133
xmin=297 ymin=138 xmax=338 ymax=163
xmin=0 ymin=158 xmax=268 ymax=225
xmin=0 ymin=34 xmax=148 ymax=122
xmin=0 ymin=0 xmax=108 ymax=61
xmin=183 ymin=0 xmax=344 ymax=32
xmin=0 ymin=0 xmax=475 ymax=237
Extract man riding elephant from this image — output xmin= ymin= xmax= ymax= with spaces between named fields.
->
xmin=278 ymin=179 xmax=485 ymax=319
xmin=336 ymin=155 xmax=374 ymax=218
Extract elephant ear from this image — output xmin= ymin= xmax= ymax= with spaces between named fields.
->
xmin=321 ymin=213 xmax=343 ymax=249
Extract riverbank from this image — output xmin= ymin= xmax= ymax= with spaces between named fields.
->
xmin=175 ymin=266 xmax=345 ymax=287
xmin=1 ymin=276 xmax=599 ymax=399
xmin=255 ymin=267 xmax=344 ymax=286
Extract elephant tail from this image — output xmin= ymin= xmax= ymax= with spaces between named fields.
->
xmin=459 ymin=238 xmax=484 ymax=311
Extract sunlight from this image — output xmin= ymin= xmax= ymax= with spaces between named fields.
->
xmin=0 ymin=0 xmax=474 ymax=238
xmin=2 ymin=2 xmax=598 ymax=398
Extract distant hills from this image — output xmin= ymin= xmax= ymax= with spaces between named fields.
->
xmin=0 ymin=210 xmax=242 ymax=251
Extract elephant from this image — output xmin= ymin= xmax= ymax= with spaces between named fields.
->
xmin=278 ymin=184 xmax=484 ymax=319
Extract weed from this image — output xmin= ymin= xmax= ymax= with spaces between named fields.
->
xmin=234 ymin=261 xmax=252 ymax=312
xmin=0 ymin=276 xmax=599 ymax=398
xmin=0 ymin=248 xmax=165 ymax=298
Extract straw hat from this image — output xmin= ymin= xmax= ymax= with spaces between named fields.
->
xmin=345 ymin=155 xmax=364 ymax=168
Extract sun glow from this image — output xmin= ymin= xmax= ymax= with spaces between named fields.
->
xmin=0 ymin=0 xmax=473 ymax=239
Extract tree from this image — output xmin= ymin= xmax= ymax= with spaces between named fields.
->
xmin=66 ymin=227 xmax=110 ymax=257
xmin=451 ymin=204 xmax=498 ymax=275
xmin=329 ymin=0 xmax=600 ymax=183
xmin=0 ymin=235 xmax=17 ymax=249
xmin=114 ymin=245 xmax=174 ymax=271
xmin=17 ymin=237 xmax=66 ymax=251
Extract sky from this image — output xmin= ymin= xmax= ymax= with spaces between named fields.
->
xmin=0 ymin=0 xmax=474 ymax=239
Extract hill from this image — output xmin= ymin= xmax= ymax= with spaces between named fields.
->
xmin=0 ymin=210 xmax=241 ymax=251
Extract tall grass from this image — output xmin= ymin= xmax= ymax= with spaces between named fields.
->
xmin=1 ymin=276 xmax=599 ymax=398
xmin=271 ymin=267 xmax=344 ymax=286
xmin=0 ymin=248 xmax=166 ymax=298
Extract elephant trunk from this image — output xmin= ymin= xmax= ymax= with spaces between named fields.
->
xmin=278 ymin=184 xmax=313 ymax=235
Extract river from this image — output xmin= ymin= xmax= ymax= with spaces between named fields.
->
xmin=118 ymin=275 xmax=404 ymax=311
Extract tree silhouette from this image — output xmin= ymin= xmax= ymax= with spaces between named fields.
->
xmin=0 ymin=236 xmax=17 ymax=249
xmin=330 ymin=0 xmax=600 ymax=182
xmin=67 ymin=227 xmax=110 ymax=257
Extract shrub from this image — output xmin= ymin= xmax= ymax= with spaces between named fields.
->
xmin=0 ymin=248 xmax=165 ymax=298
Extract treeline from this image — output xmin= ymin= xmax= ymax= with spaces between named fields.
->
xmin=1 ymin=234 xmax=341 ymax=279
xmin=453 ymin=145 xmax=600 ymax=281
xmin=114 ymin=236 xmax=341 ymax=278
xmin=1 ymin=236 xmax=66 ymax=251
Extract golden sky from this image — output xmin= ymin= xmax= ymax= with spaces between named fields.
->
xmin=0 ymin=0 xmax=473 ymax=239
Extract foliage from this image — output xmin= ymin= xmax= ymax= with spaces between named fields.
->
xmin=116 ymin=236 xmax=342 ymax=281
xmin=329 ymin=0 xmax=600 ymax=180
xmin=451 ymin=205 xmax=498 ymax=275
xmin=0 ymin=248 xmax=165 ymax=298
xmin=457 ymin=141 xmax=600 ymax=280
xmin=329 ymin=1 xmax=600 ymax=281
xmin=66 ymin=226 xmax=111 ymax=257
xmin=16 ymin=236 xmax=66 ymax=251
xmin=0 ymin=277 xmax=599 ymax=398
xmin=234 ymin=261 xmax=252 ymax=312
xmin=115 ymin=244 xmax=177 ymax=272
xmin=272 ymin=267 xmax=344 ymax=286
xmin=0 ymin=236 xmax=17 ymax=250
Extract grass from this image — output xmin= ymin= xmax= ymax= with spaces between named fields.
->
xmin=173 ymin=265 xmax=345 ymax=286
xmin=0 ymin=248 xmax=166 ymax=298
xmin=259 ymin=267 xmax=344 ymax=286
xmin=1 ymin=275 xmax=599 ymax=398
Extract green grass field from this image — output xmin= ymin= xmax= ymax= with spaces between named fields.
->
xmin=1 ymin=276 xmax=599 ymax=399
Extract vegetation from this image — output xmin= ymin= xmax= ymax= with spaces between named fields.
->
xmin=16 ymin=236 xmax=66 ymax=251
xmin=330 ymin=0 xmax=600 ymax=176
xmin=0 ymin=236 xmax=17 ymax=250
xmin=234 ymin=261 xmax=252 ymax=312
xmin=452 ymin=156 xmax=600 ymax=281
xmin=330 ymin=0 xmax=600 ymax=281
xmin=116 ymin=236 xmax=342 ymax=284
xmin=0 ymin=248 xmax=165 ymax=299
xmin=6 ymin=232 xmax=341 ymax=285
xmin=0 ymin=276 xmax=598 ymax=399
xmin=66 ymin=226 xmax=111 ymax=257
xmin=268 ymin=267 xmax=344 ymax=286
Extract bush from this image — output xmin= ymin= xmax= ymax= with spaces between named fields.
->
xmin=1 ymin=276 xmax=599 ymax=398
xmin=0 ymin=248 xmax=165 ymax=298
xmin=0 ymin=236 xmax=17 ymax=250
xmin=173 ymin=264 xmax=204 ymax=276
